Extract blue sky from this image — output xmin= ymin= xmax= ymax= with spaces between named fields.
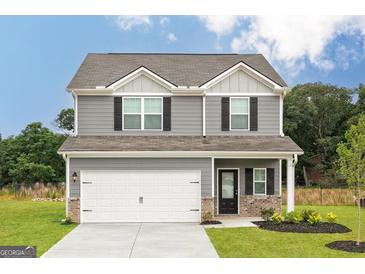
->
xmin=1 ymin=15 xmax=365 ymax=137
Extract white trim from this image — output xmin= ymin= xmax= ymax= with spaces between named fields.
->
xmin=216 ymin=168 xmax=240 ymax=216
xmin=122 ymin=97 xmax=163 ymax=131
xmin=253 ymin=168 xmax=267 ymax=195
xmin=80 ymin=170 xmax=83 ymax=224
xmin=279 ymin=159 xmax=282 ymax=195
xmin=59 ymin=150 xmax=303 ymax=158
xmin=203 ymin=96 xmax=206 ymax=137
xmin=65 ymin=155 xmax=69 ymax=217
xmin=279 ymin=94 xmax=284 ymax=136
xmin=200 ymin=62 xmax=283 ymax=90
xmin=108 ymin=66 xmax=176 ymax=91
xmin=230 ymin=97 xmax=250 ymax=131
xmin=71 ymin=92 xmax=78 ymax=136
xmin=211 ymin=157 xmax=215 ymax=199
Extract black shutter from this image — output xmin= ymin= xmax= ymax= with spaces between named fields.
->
xmin=250 ymin=97 xmax=258 ymax=131
xmin=267 ymin=168 xmax=275 ymax=195
xmin=221 ymin=97 xmax=230 ymax=131
xmin=163 ymin=97 xmax=171 ymax=131
xmin=245 ymin=168 xmax=253 ymax=195
xmin=114 ymin=97 xmax=123 ymax=131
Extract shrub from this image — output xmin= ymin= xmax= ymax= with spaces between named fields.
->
xmin=260 ymin=207 xmax=275 ymax=221
xmin=61 ymin=217 xmax=72 ymax=225
xmin=301 ymin=209 xmax=317 ymax=222
xmin=285 ymin=211 xmax=301 ymax=224
xmin=202 ymin=211 xmax=213 ymax=223
xmin=271 ymin=212 xmax=284 ymax=224
xmin=308 ymin=212 xmax=322 ymax=225
xmin=326 ymin=212 xmax=337 ymax=223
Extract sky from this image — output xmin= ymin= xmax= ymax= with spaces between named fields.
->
xmin=1 ymin=15 xmax=365 ymax=137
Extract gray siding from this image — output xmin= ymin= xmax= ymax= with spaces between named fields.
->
xmin=206 ymin=96 xmax=280 ymax=135
xmin=78 ymin=96 xmax=202 ymax=135
xmin=214 ymin=159 xmax=280 ymax=196
xmin=69 ymin=158 xmax=212 ymax=198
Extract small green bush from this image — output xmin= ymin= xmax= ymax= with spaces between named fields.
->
xmin=271 ymin=212 xmax=284 ymax=224
xmin=308 ymin=212 xmax=322 ymax=225
xmin=61 ymin=216 xmax=73 ymax=225
xmin=301 ymin=209 xmax=317 ymax=222
xmin=285 ymin=211 xmax=301 ymax=224
xmin=326 ymin=212 xmax=337 ymax=223
xmin=202 ymin=211 xmax=213 ymax=222
xmin=260 ymin=207 xmax=275 ymax=221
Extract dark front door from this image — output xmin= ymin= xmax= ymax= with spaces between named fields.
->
xmin=218 ymin=169 xmax=238 ymax=214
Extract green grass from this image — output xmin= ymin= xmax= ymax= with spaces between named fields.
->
xmin=206 ymin=205 xmax=365 ymax=258
xmin=0 ymin=200 xmax=77 ymax=257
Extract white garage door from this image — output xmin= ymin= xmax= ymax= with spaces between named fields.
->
xmin=80 ymin=170 xmax=201 ymax=223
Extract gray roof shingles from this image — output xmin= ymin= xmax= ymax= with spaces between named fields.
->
xmin=58 ymin=135 xmax=303 ymax=153
xmin=67 ymin=53 xmax=287 ymax=90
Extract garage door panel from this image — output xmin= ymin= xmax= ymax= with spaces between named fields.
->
xmin=81 ymin=170 xmax=201 ymax=223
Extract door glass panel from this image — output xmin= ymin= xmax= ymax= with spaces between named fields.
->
xmin=222 ymin=171 xmax=234 ymax=199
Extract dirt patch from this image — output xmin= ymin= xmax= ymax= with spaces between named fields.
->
xmin=253 ymin=221 xmax=351 ymax=233
xmin=326 ymin=241 xmax=365 ymax=253
xmin=201 ymin=220 xmax=222 ymax=225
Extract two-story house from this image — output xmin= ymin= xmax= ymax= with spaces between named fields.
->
xmin=58 ymin=53 xmax=303 ymax=223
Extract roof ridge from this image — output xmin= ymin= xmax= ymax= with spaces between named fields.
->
xmin=94 ymin=53 xmax=262 ymax=56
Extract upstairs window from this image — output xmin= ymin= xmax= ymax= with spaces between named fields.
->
xmin=123 ymin=97 xmax=162 ymax=130
xmin=230 ymin=97 xmax=249 ymax=130
xmin=253 ymin=168 xmax=266 ymax=195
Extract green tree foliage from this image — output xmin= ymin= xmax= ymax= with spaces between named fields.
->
xmin=55 ymin=108 xmax=74 ymax=133
xmin=337 ymin=115 xmax=365 ymax=245
xmin=284 ymin=83 xmax=355 ymax=181
xmin=0 ymin=122 xmax=66 ymax=185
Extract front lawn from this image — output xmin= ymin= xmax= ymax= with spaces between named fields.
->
xmin=206 ymin=205 xmax=365 ymax=257
xmin=0 ymin=200 xmax=77 ymax=257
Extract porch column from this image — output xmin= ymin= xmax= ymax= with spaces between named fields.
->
xmin=286 ymin=155 xmax=297 ymax=213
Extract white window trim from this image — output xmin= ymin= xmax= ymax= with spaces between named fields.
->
xmin=229 ymin=97 xmax=250 ymax=131
xmin=122 ymin=97 xmax=163 ymax=131
xmin=253 ymin=168 xmax=267 ymax=195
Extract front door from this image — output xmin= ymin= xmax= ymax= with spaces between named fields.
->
xmin=218 ymin=169 xmax=238 ymax=214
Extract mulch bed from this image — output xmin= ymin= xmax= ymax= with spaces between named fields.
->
xmin=253 ymin=221 xmax=351 ymax=233
xmin=200 ymin=220 xmax=222 ymax=225
xmin=326 ymin=241 xmax=365 ymax=253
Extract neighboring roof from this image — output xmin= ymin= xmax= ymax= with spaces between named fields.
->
xmin=59 ymin=135 xmax=302 ymax=153
xmin=67 ymin=53 xmax=287 ymax=90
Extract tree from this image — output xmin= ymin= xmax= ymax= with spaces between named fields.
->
xmin=337 ymin=115 xmax=365 ymax=246
xmin=284 ymin=82 xmax=355 ymax=183
xmin=55 ymin=108 xmax=74 ymax=133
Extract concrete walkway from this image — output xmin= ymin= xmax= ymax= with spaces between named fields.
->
xmin=42 ymin=223 xmax=218 ymax=258
xmin=203 ymin=216 xmax=262 ymax=228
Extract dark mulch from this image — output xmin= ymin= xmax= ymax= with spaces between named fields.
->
xmin=326 ymin=241 xmax=365 ymax=253
xmin=200 ymin=220 xmax=222 ymax=225
xmin=253 ymin=221 xmax=351 ymax=233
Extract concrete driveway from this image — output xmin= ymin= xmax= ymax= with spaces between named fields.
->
xmin=43 ymin=223 xmax=218 ymax=258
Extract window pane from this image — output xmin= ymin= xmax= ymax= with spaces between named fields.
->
xmin=255 ymin=181 xmax=266 ymax=194
xmin=222 ymin=172 xmax=234 ymax=199
xmin=231 ymin=98 xmax=248 ymax=113
xmin=144 ymin=98 xmax=162 ymax=113
xmin=144 ymin=114 xmax=162 ymax=129
xmin=254 ymin=169 xmax=266 ymax=181
xmin=231 ymin=115 xmax=248 ymax=129
xmin=124 ymin=114 xmax=141 ymax=129
xmin=124 ymin=98 xmax=141 ymax=113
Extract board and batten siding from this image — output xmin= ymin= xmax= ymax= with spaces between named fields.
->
xmin=69 ymin=158 xmax=212 ymax=198
xmin=206 ymin=69 xmax=273 ymax=94
xmin=205 ymin=96 xmax=280 ymax=135
xmin=116 ymin=74 xmax=171 ymax=94
xmin=78 ymin=96 xmax=203 ymax=135
xmin=214 ymin=159 xmax=280 ymax=196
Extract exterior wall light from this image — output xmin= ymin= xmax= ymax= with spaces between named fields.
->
xmin=72 ymin=172 xmax=78 ymax=183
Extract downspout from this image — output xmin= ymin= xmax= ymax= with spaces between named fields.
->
xmin=71 ymin=91 xmax=78 ymax=137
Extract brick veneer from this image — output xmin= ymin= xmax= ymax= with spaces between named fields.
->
xmin=239 ymin=195 xmax=281 ymax=217
xmin=68 ymin=198 xmax=80 ymax=223
xmin=201 ymin=197 xmax=214 ymax=221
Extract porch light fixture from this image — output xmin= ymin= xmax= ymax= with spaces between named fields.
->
xmin=72 ymin=172 xmax=78 ymax=183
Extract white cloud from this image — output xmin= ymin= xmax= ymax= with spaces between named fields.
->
xmin=114 ymin=16 xmax=151 ymax=31
xmin=198 ymin=15 xmax=242 ymax=36
xmin=230 ymin=16 xmax=365 ymax=77
xmin=160 ymin=17 xmax=170 ymax=27
xmin=166 ymin=32 xmax=177 ymax=43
